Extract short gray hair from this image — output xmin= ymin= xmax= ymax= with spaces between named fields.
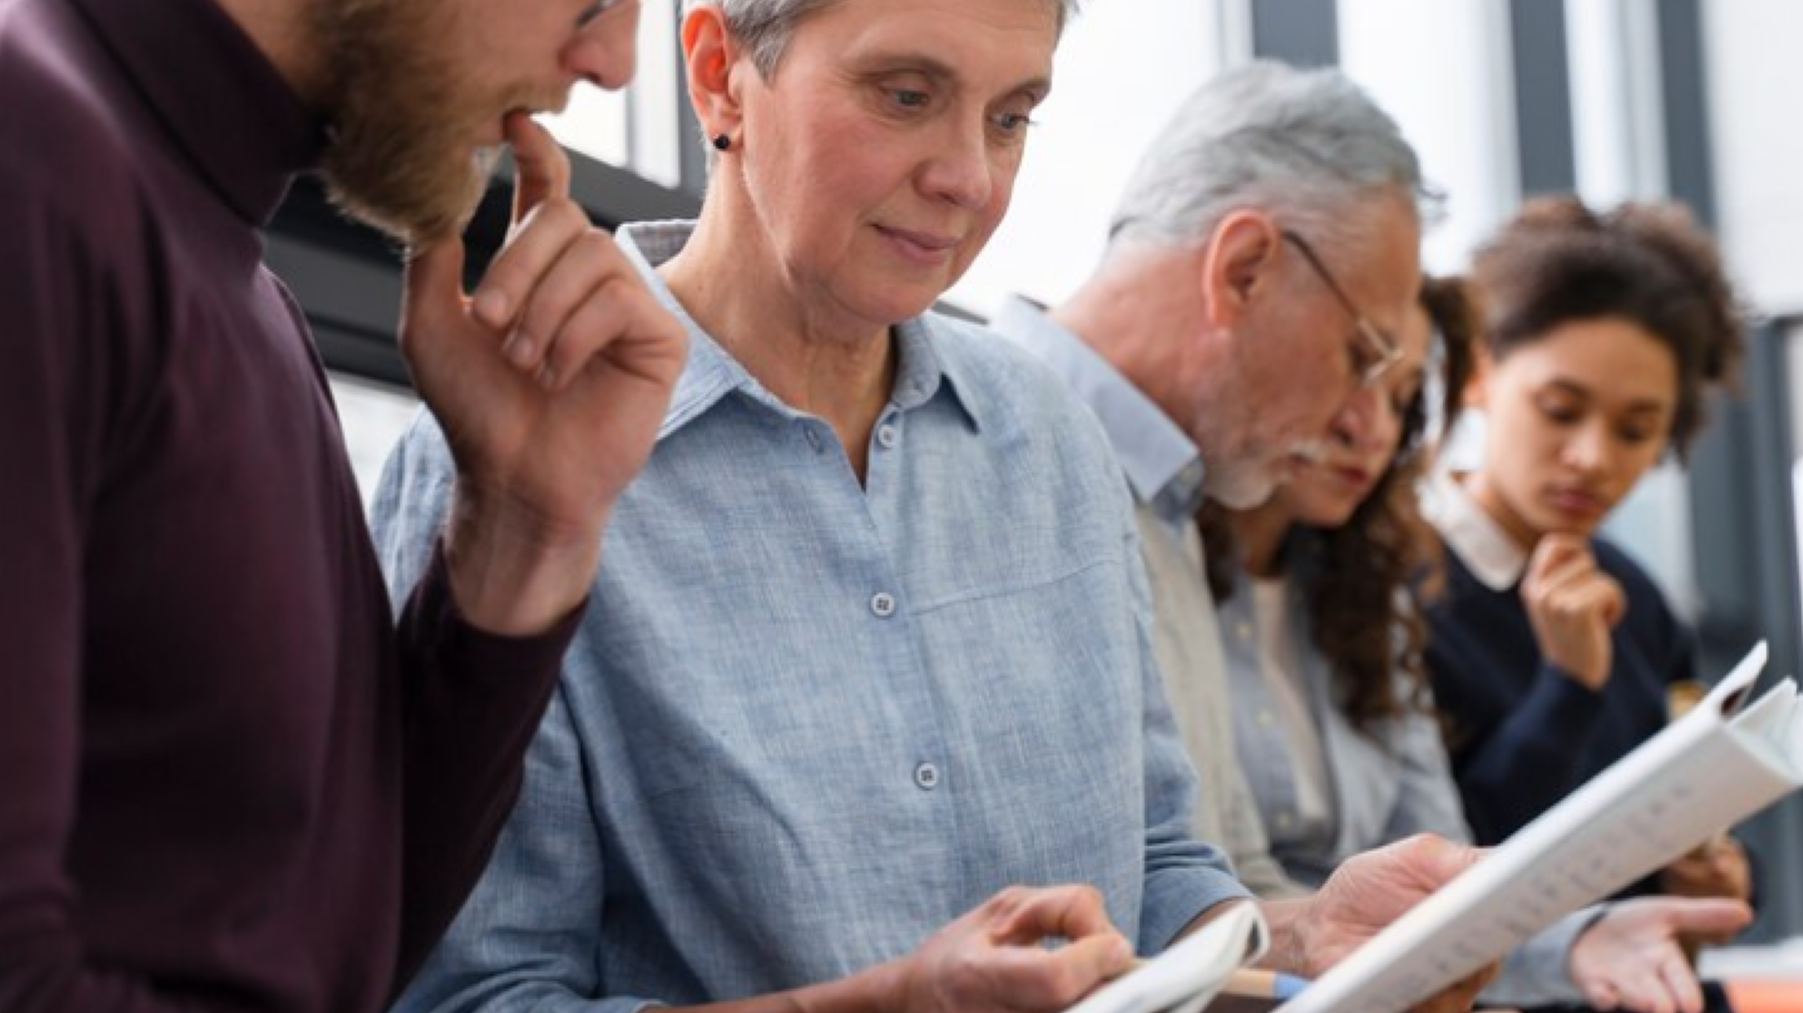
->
xmin=695 ymin=0 xmax=1079 ymax=79
xmin=1110 ymin=61 xmax=1433 ymax=260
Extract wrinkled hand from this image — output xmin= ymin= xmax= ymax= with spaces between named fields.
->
xmin=889 ymin=885 xmax=1134 ymax=1013
xmin=1569 ymin=897 xmax=1751 ymax=1013
xmin=1659 ymin=837 xmax=1753 ymax=946
xmin=401 ymin=112 xmax=687 ymax=634
xmin=1275 ymin=835 xmax=1495 ymax=1013
xmin=1522 ymin=535 xmax=1626 ymax=690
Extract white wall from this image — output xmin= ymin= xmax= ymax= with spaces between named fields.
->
xmin=1565 ymin=0 xmax=1668 ymax=205
xmin=1337 ymin=0 xmax=1519 ymax=277
xmin=1704 ymin=0 xmax=1803 ymax=317
xmin=945 ymin=0 xmax=1244 ymax=317
xmin=545 ymin=0 xmax=684 ymax=190
xmin=330 ymin=375 xmax=419 ymax=507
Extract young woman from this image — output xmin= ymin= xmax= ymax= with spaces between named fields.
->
xmin=1423 ymin=197 xmax=1751 ymax=1012
xmin=1205 ymin=279 xmax=1468 ymax=888
xmin=1205 ymin=276 xmax=1749 ymax=1013
xmin=1424 ymin=197 xmax=1750 ymax=863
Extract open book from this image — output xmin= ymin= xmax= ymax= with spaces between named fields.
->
xmin=1064 ymin=903 xmax=1268 ymax=1013
xmin=1276 ymin=641 xmax=1800 ymax=1013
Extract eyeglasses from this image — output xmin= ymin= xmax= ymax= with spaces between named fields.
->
xmin=1281 ymin=229 xmax=1403 ymax=388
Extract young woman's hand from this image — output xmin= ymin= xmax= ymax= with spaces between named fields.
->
xmin=1569 ymin=897 xmax=1751 ymax=1013
xmin=1521 ymin=534 xmax=1627 ymax=690
xmin=1659 ymin=836 xmax=1753 ymax=946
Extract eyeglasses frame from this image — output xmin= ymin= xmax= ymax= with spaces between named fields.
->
xmin=1280 ymin=229 xmax=1403 ymax=388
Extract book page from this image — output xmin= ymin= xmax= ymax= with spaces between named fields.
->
xmin=1277 ymin=643 xmax=1799 ymax=1013
xmin=1065 ymin=903 xmax=1267 ymax=1013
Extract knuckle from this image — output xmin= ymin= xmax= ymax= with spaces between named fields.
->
xmin=537 ymin=196 xmax=586 ymax=228
xmin=596 ymin=272 xmax=639 ymax=306
xmin=1043 ymin=963 xmax=1084 ymax=1005
xmin=484 ymin=261 xmax=530 ymax=298
xmin=571 ymin=228 xmax=613 ymax=264
xmin=518 ymin=299 xmax=560 ymax=343
xmin=987 ymin=885 xmax=1028 ymax=914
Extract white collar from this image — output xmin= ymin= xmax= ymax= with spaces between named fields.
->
xmin=1422 ymin=469 xmax=1530 ymax=591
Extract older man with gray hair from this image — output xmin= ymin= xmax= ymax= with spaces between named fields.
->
xmin=996 ymin=59 xmax=1737 ymax=1013
xmin=997 ymin=58 xmax=1423 ymax=902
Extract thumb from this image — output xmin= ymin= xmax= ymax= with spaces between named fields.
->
xmin=1666 ymin=898 xmax=1752 ymax=936
xmin=988 ymin=933 xmax=1132 ymax=1011
xmin=1599 ymin=580 xmax=1628 ymax=628
xmin=400 ymin=238 xmax=469 ymax=360
xmin=1061 ymin=931 xmax=1135 ymax=984
xmin=1526 ymin=534 xmax=1585 ymax=584
xmin=1403 ymin=834 xmax=1487 ymax=885
xmin=1384 ymin=835 xmax=1486 ymax=904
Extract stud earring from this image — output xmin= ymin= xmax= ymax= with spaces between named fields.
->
xmin=711 ymin=133 xmax=731 ymax=152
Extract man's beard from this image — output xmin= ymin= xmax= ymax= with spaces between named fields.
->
xmin=311 ymin=0 xmax=509 ymax=245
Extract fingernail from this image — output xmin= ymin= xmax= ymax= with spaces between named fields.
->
xmin=474 ymin=289 xmax=509 ymax=326
xmin=537 ymin=363 xmax=558 ymax=390
xmin=505 ymin=332 xmax=536 ymax=368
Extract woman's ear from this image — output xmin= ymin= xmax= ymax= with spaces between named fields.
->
xmin=681 ymin=4 xmax=743 ymax=145
xmin=1199 ymin=209 xmax=1282 ymax=328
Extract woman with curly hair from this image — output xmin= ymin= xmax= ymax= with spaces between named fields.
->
xmin=1420 ymin=198 xmax=1752 ymax=1013
xmin=1202 ymin=275 xmax=1748 ymax=1013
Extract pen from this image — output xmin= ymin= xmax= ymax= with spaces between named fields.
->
xmin=1220 ymin=968 xmax=1309 ymax=1001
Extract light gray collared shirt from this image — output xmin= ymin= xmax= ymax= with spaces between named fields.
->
xmin=993 ymin=295 xmax=1299 ymax=899
xmin=991 ymin=297 xmax=1207 ymax=536
xmin=376 ymin=224 xmax=1247 ymax=1013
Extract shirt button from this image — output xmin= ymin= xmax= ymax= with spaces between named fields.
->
xmin=1275 ymin=810 xmax=1294 ymax=830
xmin=870 ymin=592 xmax=897 ymax=618
xmin=876 ymin=423 xmax=899 ymax=449
xmin=1257 ymin=710 xmax=1274 ymax=727
xmin=914 ymin=762 xmax=941 ymax=790
xmin=1236 ymin=622 xmax=1253 ymax=642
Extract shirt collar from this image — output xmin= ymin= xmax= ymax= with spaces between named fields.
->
xmin=71 ymin=0 xmax=323 ymax=226
xmin=617 ymin=220 xmax=983 ymax=438
xmin=1422 ymin=468 xmax=1529 ymax=591
xmin=992 ymin=295 xmax=1205 ymax=523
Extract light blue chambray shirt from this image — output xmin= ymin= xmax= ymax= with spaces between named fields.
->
xmin=371 ymin=222 xmax=1247 ymax=1013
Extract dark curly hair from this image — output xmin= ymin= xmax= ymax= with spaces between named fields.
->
xmin=1202 ymin=276 xmax=1478 ymax=730
xmin=1469 ymin=196 xmax=1744 ymax=457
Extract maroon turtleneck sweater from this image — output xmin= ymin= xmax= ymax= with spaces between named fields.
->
xmin=0 ymin=0 xmax=578 ymax=1009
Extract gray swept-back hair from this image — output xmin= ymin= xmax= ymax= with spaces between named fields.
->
xmin=1110 ymin=61 xmax=1435 ymax=261
xmin=692 ymin=0 xmax=1079 ymax=79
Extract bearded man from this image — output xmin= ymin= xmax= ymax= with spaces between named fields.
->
xmin=0 ymin=0 xmax=689 ymax=1009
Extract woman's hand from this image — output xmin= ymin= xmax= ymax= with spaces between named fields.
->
xmin=1521 ymin=534 xmax=1626 ymax=690
xmin=1569 ymin=897 xmax=1751 ymax=1013
xmin=1659 ymin=836 xmax=1753 ymax=946
xmin=887 ymin=885 xmax=1134 ymax=1013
